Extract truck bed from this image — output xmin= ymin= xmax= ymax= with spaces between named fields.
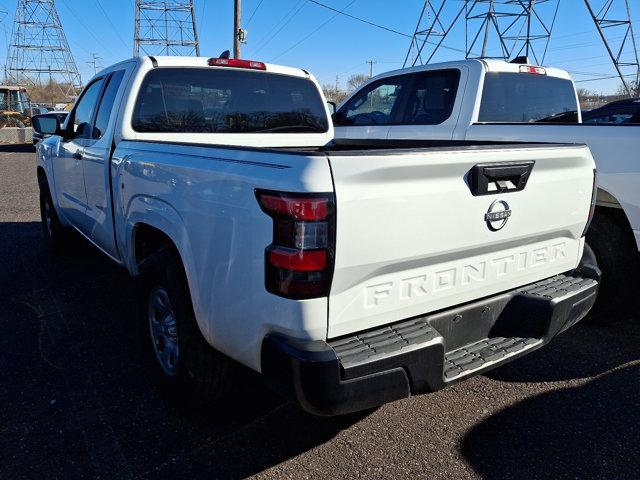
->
xmin=127 ymin=137 xmax=580 ymax=155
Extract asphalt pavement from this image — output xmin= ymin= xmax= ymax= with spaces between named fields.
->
xmin=1 ymin=144 xmax=639 ymax=480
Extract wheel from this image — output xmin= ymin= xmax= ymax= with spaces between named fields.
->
xmin=140 ymin=248 xmax=233 ymax=406
xmin=39 ymin=181 xmax=72 ymax=252
xmin=584 ymin=208 xmax=639 ymax=323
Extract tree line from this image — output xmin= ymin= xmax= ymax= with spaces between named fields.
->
xmin=322 ymin=73 xmax=369 ymax=105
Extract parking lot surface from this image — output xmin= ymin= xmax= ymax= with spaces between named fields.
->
xmin=1 ymin=144 xmax=640 ymax=480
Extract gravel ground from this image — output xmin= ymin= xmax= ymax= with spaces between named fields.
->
xmin=1 ymin=144 xmax=639 ymax=480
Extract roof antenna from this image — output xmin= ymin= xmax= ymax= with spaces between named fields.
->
xmin=219 ymin=50 xmax=231 ymax=59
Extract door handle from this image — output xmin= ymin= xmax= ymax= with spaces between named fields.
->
xmin=73 ymin=151 xmax=83 ymax=160
xmin=469 ymin=161 xmax=535 ymax=196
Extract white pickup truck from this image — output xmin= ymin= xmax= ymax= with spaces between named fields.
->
xmin=334 ymin=58 xmax=639 ymax=322
xmin=32 ymin=55 xmax=598 ymax=416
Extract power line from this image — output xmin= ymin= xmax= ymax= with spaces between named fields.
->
xmin=199 ymin=0 xmax=207 ymax=34
xmin=246 ymin=0 xmax=265 ymax=26
xmin=59 ymin=0 xmax=117 ymax=57
xmin=574 ymin=73 xmax=637 ymax=83
xmin=251 ymin=0 xmax=308 ymax=55
xmin=307 ymin=0 xmax=411 ymax=38
xmin=94 ymin=0 xmax=128 ymax=48
xmin=271 ymin=0 xmax=357 ymax=61
xmin=337 ymin=61 xmax=367 ymax=75
xmin=306 ymin=0 xmax=468 ymax=55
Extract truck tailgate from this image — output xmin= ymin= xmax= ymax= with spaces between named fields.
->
xmin=326 ymin=144 xmax=595 ymax=338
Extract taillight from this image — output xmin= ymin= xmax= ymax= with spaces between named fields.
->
xmin=207 ymin=58 xmax=266 ymax=70
xmin=256 ymin=190 xmax=335 ymax=299
xmin=582 ymin=169 xmax=598 ymax=237
xmin=519 ymin=65 xmax=546 ymax=75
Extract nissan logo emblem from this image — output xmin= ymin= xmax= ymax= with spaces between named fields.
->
xmin=484 ymin=200 xmax=511 ymax=231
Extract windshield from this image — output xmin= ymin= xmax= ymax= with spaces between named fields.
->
xmin=132 ymin=67 xmax=329 ymax=134
xmin=479 ymin=72 xmax=578 ymax=123
xmin=10 ymin=91 xmax=28 ymax=114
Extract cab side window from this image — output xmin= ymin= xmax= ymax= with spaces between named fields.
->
xmin=70 ymin=78 xmax=105 ymax=139
xmin=93 ymin=70 xmax=125 ymax=139
xmin=336 ymin=77 xmax=407 ymax=126
xmin=402 ymin=70 xmax=460 ymax=125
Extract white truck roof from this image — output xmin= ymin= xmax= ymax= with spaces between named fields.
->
xmin=365 ymin=58 xmax=572 ymax=84
xmin=97 ymin=55 xmax=311 ymax=80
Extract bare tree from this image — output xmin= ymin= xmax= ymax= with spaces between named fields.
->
xmin=322 ymin=85 xmax=348 ymax=105
xmin=576 ymin=88 xmax=592 ymax=101
xmin=28 ymin=80 xmax=77 ymax=107
xmin=347 ymin=74 xmax=369 ymax=92
xmin=615 ymin=81 xmax=639 ymax=98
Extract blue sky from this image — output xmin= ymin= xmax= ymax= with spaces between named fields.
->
xmin=1 ymin=0 xmax=639 ymax=93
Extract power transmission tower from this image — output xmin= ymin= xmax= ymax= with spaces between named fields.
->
xmin=404 ymin=0 xmax=559 ymax=67
xmin=404 ymin=0 xmax=466 ymax=67
xmin=134 ymin=0 xmax=200 ymax=57
xmin=465 ymin=0 xmax=559 ymax=62
xmin=584 ymin=0 xmax=639 ymax=96
xmin=87 ymin=53 xmax=103 ymax=76
xmin=5 ymin=0 xmax=81 ymax=99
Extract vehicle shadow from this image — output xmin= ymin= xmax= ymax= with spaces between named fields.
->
xmin=483 ymin=314 xmax=640 ymax=384
xmin=0 ymin=221 xmax=366 ymax=479
xmin=0 ymin=143 xmax=34 ymax=153
xmin=461 ymin=362 xmax=640 ymax=479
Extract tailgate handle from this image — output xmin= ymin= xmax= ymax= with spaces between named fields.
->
xmin=469 ymin=161 xmax=534 ymax=196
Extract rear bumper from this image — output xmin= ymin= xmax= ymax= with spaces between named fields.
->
xmin=261 ymin=271 xmax=599 ymax=416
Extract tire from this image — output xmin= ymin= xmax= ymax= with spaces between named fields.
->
xmin=139 ymin=248 xmax=233 ymax=406
xmin=584 ymin=208 xmax=639 ymax=323
xmin=39 ymin=181 xmax=72 ymax=252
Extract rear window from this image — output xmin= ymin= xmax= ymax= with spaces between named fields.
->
xmin=478 ymin=72 xmax=578 ymax=123
xmin=132 ymin=67 xmax=329 ymax=134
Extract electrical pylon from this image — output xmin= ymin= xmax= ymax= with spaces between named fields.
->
xmin=465 ymin=0 xmax=559 ymax=62
xmin=404 ymin=0 xmax=560 ymax=67
xmin=5 ymin=0 xmax=81 ymax=98
xmin=584 ymin=0 xmax=639 ymax=96
xmin=403 ymin=0 xmax=467 ymax=67
xmin=134 ymin=0 xmax=200 ymax=57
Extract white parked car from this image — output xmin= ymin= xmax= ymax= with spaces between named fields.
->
xmin=32 ymin=56 xmax=598 ymax=415
xmin=335 ymin=58 xmax=638 ymax=322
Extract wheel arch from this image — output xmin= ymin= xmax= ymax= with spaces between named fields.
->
xmin=131 ymin=218 xmax=217 ymax=351
xmin=133 ymin=223 xmax=181 ymax=269
xmin=594 ymin=187 xmax=636 ymax=249
xmin=596 ymin=187 xmax=624 ymax=210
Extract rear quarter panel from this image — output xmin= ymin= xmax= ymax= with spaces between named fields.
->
xmin=112 ymin=141 xmax=333 ymax=371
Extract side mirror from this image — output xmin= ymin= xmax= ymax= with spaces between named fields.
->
xmin=326 ymin=101 xmax=336 ymax=115
xmin=32 ymin=113 xmax=61 ymax=135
